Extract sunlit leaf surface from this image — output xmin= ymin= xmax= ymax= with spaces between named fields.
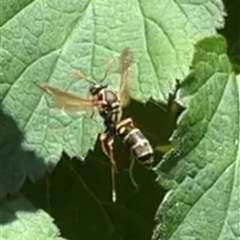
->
xmin=153 ymin=36 xmax=240 ymax=240
xmin=1 ymin=0 xmax=225 ymax=164
xmin=0 ymin=194 xmax=66 ymax=240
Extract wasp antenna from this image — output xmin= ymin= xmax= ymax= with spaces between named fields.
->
xmin=101 ymin=58 xmax=114 ymax=82
xmin=87 ymin=78 xmax=98 ymax=85
xmin=71 ymin=70 xmax=98 ymax=85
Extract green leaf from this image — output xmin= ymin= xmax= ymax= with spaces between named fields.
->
xmin=0 ymin=108 xmax=47 ymax=199
xmin=0 ymin=194 xmax=66 ymax=240
xmin=152 ymin=35 xmax=240 ymax=240
xmin=0 ymin=0 xmax=225 ymax=164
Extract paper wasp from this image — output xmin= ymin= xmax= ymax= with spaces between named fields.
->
xmin=116 ymin=118 xmax=153 ymax=166
xmin=36 ymin=48 xmax=154 ymax=202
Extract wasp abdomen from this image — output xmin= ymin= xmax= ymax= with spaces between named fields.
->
xmin=116 ymin=118 xmax=154 ymax=165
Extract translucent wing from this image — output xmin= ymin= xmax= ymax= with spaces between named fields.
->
xmin=119 ymin=48 xmax=132 ymax=106
xmin=71 ymin=70 xmax=88 ymax=81
xmin=36 ymin=83 xmax=96 ymax=112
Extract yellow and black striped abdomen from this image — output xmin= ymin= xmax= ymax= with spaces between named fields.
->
xmin=116 ymin=118 xmax=154 ymax=165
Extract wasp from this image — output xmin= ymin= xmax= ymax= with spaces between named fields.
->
xmin=115 ymin=118 xmax=153 ymax=165
xmin=36 ymin=48 xmax=154 ymax=202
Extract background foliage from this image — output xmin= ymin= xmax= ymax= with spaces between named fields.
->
xmin=0 ymin=0 xmax=239 ymax=240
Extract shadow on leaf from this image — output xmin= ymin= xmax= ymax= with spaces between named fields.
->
xmin=0 ymin=106 xmax=52 ymax=223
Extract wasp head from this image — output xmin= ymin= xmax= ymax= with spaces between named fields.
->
xmin=90 ymin=84 xmax=107 ymax=96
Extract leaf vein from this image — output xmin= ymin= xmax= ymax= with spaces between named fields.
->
xmin=0 ymin=0 xmax=35 ymax=28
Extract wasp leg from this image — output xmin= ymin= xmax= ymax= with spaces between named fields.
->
xmin=100 ymin=133 xmax=117 ymax=202
xmin=100 ymin=133 xmax=117 ymax=173
xmin=129 ymin=151 xmax=139 ymax=191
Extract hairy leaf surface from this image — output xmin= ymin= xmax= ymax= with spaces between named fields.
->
xmin=153 ymin=36 xmax=240 ymax=240
xmin=0 ymin=194 xmax=66 ymax=240
xmin=0 ymin=0 xmax=226 ymax=164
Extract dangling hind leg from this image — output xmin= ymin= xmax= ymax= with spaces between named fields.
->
xmin=128 ymin=151 xmax=139 ymax=191
xmin=100 ymin=133 xmax=117 ymax=173
xmin=99 ymin=133 xmax=117 ymax=202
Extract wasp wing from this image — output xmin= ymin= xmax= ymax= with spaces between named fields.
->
xmin=71 ymin=70 xmax=88 ymax=81
xmin=119 ymin=48 xmax=132 ymax=107
xmin=36 ymin=83 xmax=96 ymax=112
